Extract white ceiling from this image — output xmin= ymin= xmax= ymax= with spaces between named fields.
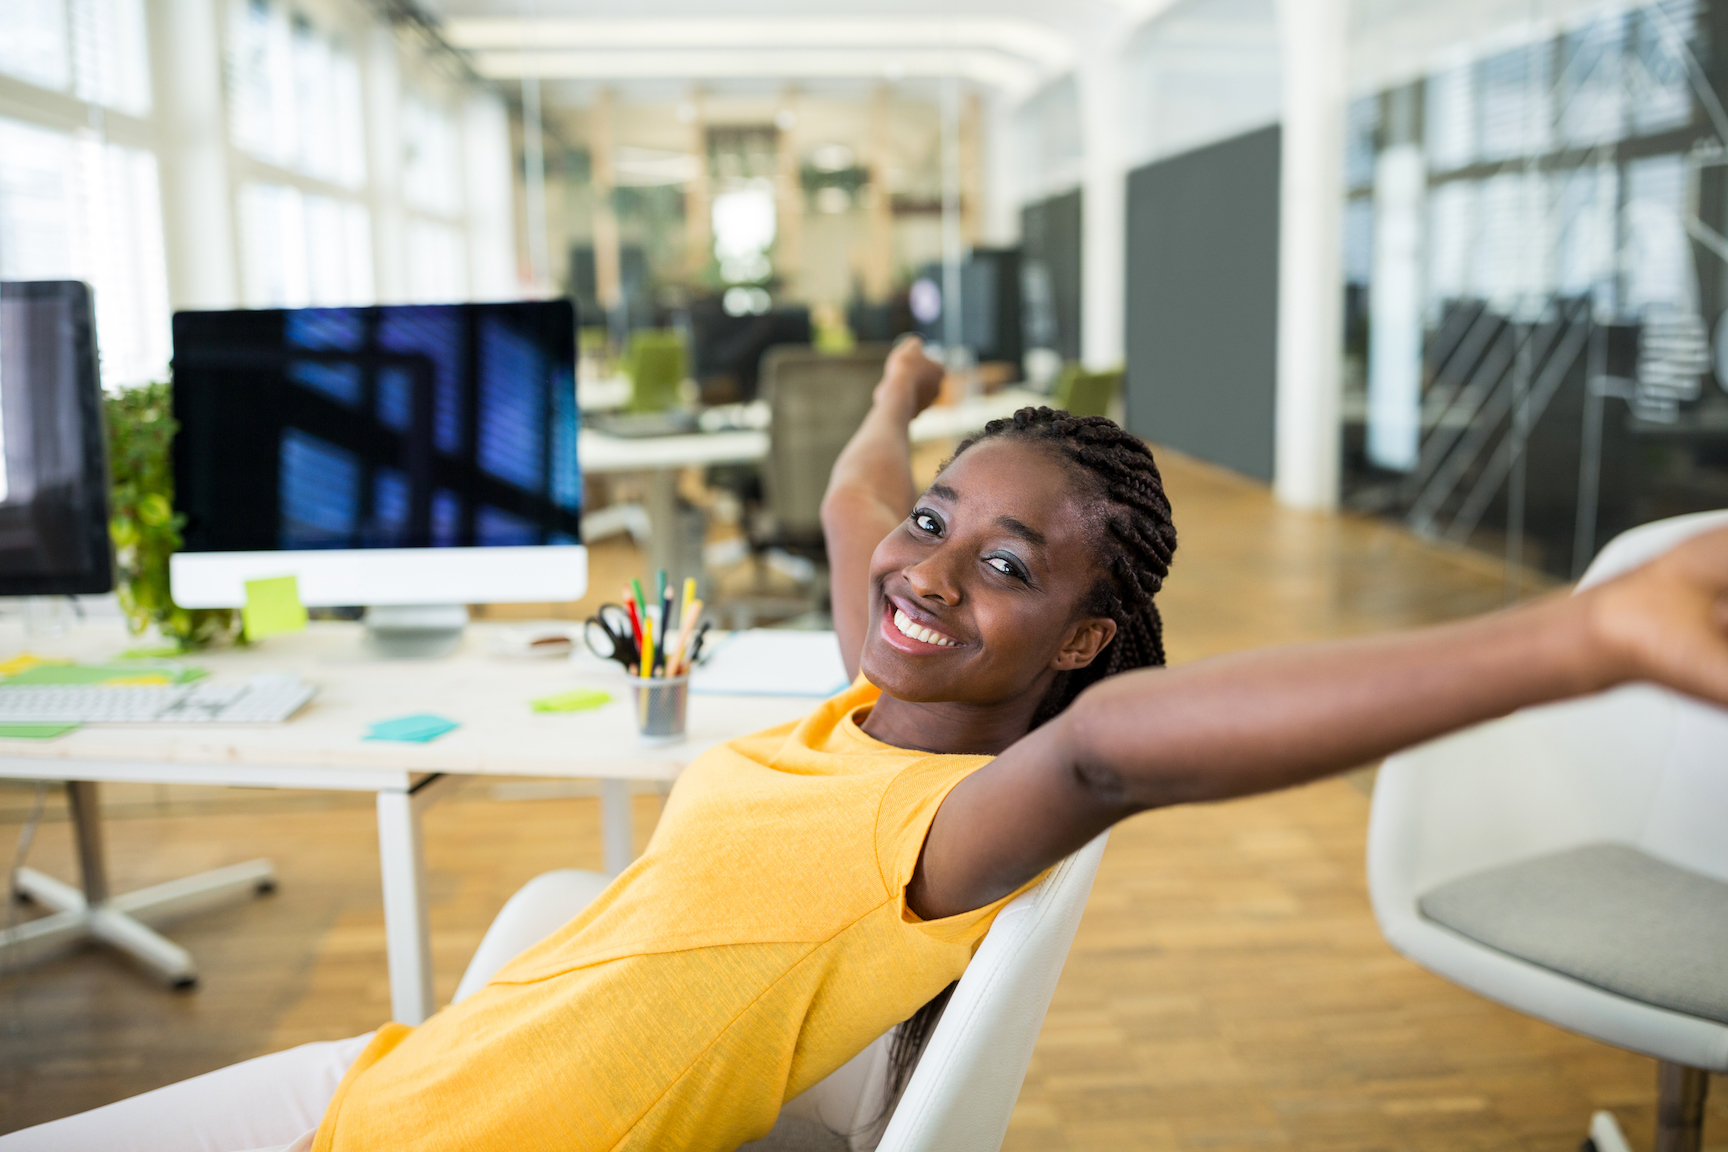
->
xmin=430 ymin=0 xmax=1184 ymax=102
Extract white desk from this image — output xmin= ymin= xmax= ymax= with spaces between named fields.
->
xmin=0 ymin=621 xmax=813 ymax=1024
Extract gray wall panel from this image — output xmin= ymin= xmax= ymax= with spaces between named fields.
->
xmin=1125 ymin=124 xmax=1280 ymax=482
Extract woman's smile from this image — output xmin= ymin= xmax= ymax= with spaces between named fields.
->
xmin=880 ymin=598 xmax=964 ymax=652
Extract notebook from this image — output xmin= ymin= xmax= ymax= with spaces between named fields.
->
xmin=688 ymin=630 xmax=850 ymax=697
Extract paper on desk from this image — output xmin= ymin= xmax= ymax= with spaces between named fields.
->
xmin=365 ymin=713 xmax=460 ymax=743
xmin=243 ymin=575 xmax=308 ymax=641
xmin=1 ymin=662 xmax=204 ymax=685
xmin=689 ymin=630 xmax=849 ymax=697
xmin=0 ymin=723 xmax=80 ymax=739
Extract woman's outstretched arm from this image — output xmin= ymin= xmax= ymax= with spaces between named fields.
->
xmin=911 ymin=525 xmax=1728 ymax=919
xmin=822 ymin=339 xmax=945 ymax=679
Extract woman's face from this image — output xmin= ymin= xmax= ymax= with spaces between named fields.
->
xmin=860 ymin=438 xmax=1117 ymax=707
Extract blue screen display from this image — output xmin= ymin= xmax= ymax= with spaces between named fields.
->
xmin=172 ymin=300 xmax=581 ymax=553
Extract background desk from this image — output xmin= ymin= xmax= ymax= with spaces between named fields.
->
xmin=577 ymin=388 xmax=1047 ymax=576
xmin=0 ymin=621 xmax=814 ymax=1024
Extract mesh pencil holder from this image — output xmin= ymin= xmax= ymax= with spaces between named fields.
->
xmin=630 ymin=675 xmax=689 ymax=746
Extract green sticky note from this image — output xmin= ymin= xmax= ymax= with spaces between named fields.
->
xmin=365 ymin=713 xmax=459 ymax=743
xmin=0 ymin=723 xmax=80 ymax=739
xmin=2 ymin=662 xmax=204 ymax=685
xmin=243 ymin=576 xmax=307 ymax=641
xmin=531 ymin=688 xmax=611 ymax=713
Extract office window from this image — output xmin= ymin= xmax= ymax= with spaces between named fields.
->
xmin=1554 ymin=163 xmax=1618 ymax=312
xmin=1426 ymin=180 xmax=1477 ymax=314
xmin=1628 ymin=0 xmax=1696 ymax=135
xmin=0 ymin=117 xmax=170 ymax=388
xmin=228 ymin=0 xmax=365 ymax=187
xmin=1478 ymin=44 xmax=1552 ymax=164
xmin=1425 ymin=63 xmax=1476 ymax=172
xmin=1558 ymin=14 xmax=1626 ymax=148
xmin=0 ymin=0 xmax=150 ymax=115
xmin=1 ymin=0 xmax=72 ymax=91
xmin=402 ymin=96 xmax=463 ymax=218
xmin=239 ymin=183 xmax=374 ymax=308
xmin=1622 ymin=154 xmax=1694 ymax=313
xmin=405 ymin=219 xmax=467 ymax=303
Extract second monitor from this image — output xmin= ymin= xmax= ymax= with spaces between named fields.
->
xmin=170 ymin=300 xmax=584 ymax=646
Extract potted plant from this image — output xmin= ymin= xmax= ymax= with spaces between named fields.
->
xmin=105 ymin=381 xmax=237 ymax=650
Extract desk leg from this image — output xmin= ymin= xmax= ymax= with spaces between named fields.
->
xmin=2 ymin=782 xmax=271 ymax=986
xmin=601 ymin=779 xmax=632 ymax=876
xmin=376 ymin=788 xmax=434 ymax=1025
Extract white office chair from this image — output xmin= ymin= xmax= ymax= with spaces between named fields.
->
xmin=1367 ymin=509 xmax=1728 ymax=1152
xmin=452 ymin=833 xmax=1109 ymax=1152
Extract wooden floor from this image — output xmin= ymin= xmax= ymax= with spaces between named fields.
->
xmin=2 ymin=447 xmax=1722 ymax=1147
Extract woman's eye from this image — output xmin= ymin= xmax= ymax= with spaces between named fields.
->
xmin=986 ymin=555 xmax=1025 ymax=580
xmin=913 ymin=511 xmax=941 ymax=534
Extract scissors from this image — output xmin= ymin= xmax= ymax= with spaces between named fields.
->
xmin=584 ymin=604 xmax=640 ymax=671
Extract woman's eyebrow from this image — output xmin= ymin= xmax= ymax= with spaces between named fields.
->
xmin=994 ymin=516 xmax=1047 ymax=549
xmin=925 ymin=483 xmax=960 ymax=503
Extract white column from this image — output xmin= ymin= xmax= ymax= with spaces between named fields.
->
xmin=1076 ymin=44 xmax=1127 ymax=370
xmin=1273 ymin=0 xmax=1348 ymax=509
xmin=365 ymin=26 xmax=408 ymax=304
xmin=147 ymin=0 xmax=239 ymax=309
xmin=981 ymin=92 xmax=1020 ymax=247
xmin=463 ymin=92 xmax=518 ymax=301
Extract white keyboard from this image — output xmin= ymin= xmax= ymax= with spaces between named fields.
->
xmin=0 ymin=675 xmax=316 ymax=724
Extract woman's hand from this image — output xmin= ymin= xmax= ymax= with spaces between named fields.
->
xmin=1582 ymin=524 xmax=1728 ymax=706
xmin=873 ymin=337 xmax=945 ymax=421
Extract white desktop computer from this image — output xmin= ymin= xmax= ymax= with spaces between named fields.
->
xmin=168 ymin=300 xmax=587 ymax=655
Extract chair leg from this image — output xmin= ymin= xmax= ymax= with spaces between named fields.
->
xmin=1653 ymin=1061 xmax=1709 ymax=1152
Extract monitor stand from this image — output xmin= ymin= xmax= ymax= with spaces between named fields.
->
xmin=363 ymin=604 xmax=469 ymax=658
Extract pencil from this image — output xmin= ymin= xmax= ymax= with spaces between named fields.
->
xmin=670 ymin=599 xmax=703 ymax=675
xmin=680 ymin=577 xmax=696 ymax=629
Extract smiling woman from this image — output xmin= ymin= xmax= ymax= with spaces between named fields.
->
xmin=8 ymin=340 xmax=1728 ymax=1152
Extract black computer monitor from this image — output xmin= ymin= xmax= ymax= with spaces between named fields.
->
xmin=169 ymin=301 xmax=586 ymax=610
xmin=0 ymin=281 xmax=114 ymax=596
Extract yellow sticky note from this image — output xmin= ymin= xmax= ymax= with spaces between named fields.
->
xmin=243 ymin=576 xmax=307 ymax=641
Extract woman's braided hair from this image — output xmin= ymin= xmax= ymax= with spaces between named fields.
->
xmin=948 ymin=405 xmax=1178 ymax=726
xmin=873 ymin=408 xmax=1179 ymax=1131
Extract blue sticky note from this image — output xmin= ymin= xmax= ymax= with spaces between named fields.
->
xmin=365 ymin=713 xmax=459 ymax=743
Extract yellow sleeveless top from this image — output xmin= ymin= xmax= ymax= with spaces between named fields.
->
xmin=312 ymin=678 xmax=1028 ymax=1152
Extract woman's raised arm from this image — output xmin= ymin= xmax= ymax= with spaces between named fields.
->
xmin=911 ymin=524 xmax=1728 ymax=920
xmin=821 ymin=339 xmax=945 ymax=678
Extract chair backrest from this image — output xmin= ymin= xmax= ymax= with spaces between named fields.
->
xmin=760 ymin=345 xmax=889 ymax=539
xmin=1050 ymin=365 xmax=1121 ymax=419
xmin=872 ymin=832 xmax=1110 ymax=1152
xmin=626 ymin=329 xmax=687 ymax=413
xmin=1369 ymin=509 xmax=1728 ymax=916
xmin=1575 ymin=509 xmax=1728 ymax=882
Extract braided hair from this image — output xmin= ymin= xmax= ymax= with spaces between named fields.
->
xmin=872 ymin=408 xmax=1178 ymax=1133
xmin=951 ymin=406 xmax=1177 ymax=726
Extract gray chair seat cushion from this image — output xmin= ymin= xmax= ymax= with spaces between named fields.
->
xmin=1418 ymin=842 xmax=1728 ymax=1025
xmin=737 ymin=1114 xmax=851 ymax=1152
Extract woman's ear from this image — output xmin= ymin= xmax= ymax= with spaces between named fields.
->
xmin=1051 ymin=617 xmax=1117 ymax=671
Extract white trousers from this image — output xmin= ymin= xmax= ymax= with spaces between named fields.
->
xmin=0 ymin=1033 xmax=372 ymax=1152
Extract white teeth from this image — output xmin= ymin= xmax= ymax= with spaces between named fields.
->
xmin=894 ymin=608 xmax=956 ymax=647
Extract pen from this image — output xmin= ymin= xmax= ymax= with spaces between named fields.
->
xmin=686 ymin=620 xmax=712 ymax=669
xmin=623 ymin=588 xmax=645 ymax=652
xmin=656 ymin=585 xmax=675 ymax=675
